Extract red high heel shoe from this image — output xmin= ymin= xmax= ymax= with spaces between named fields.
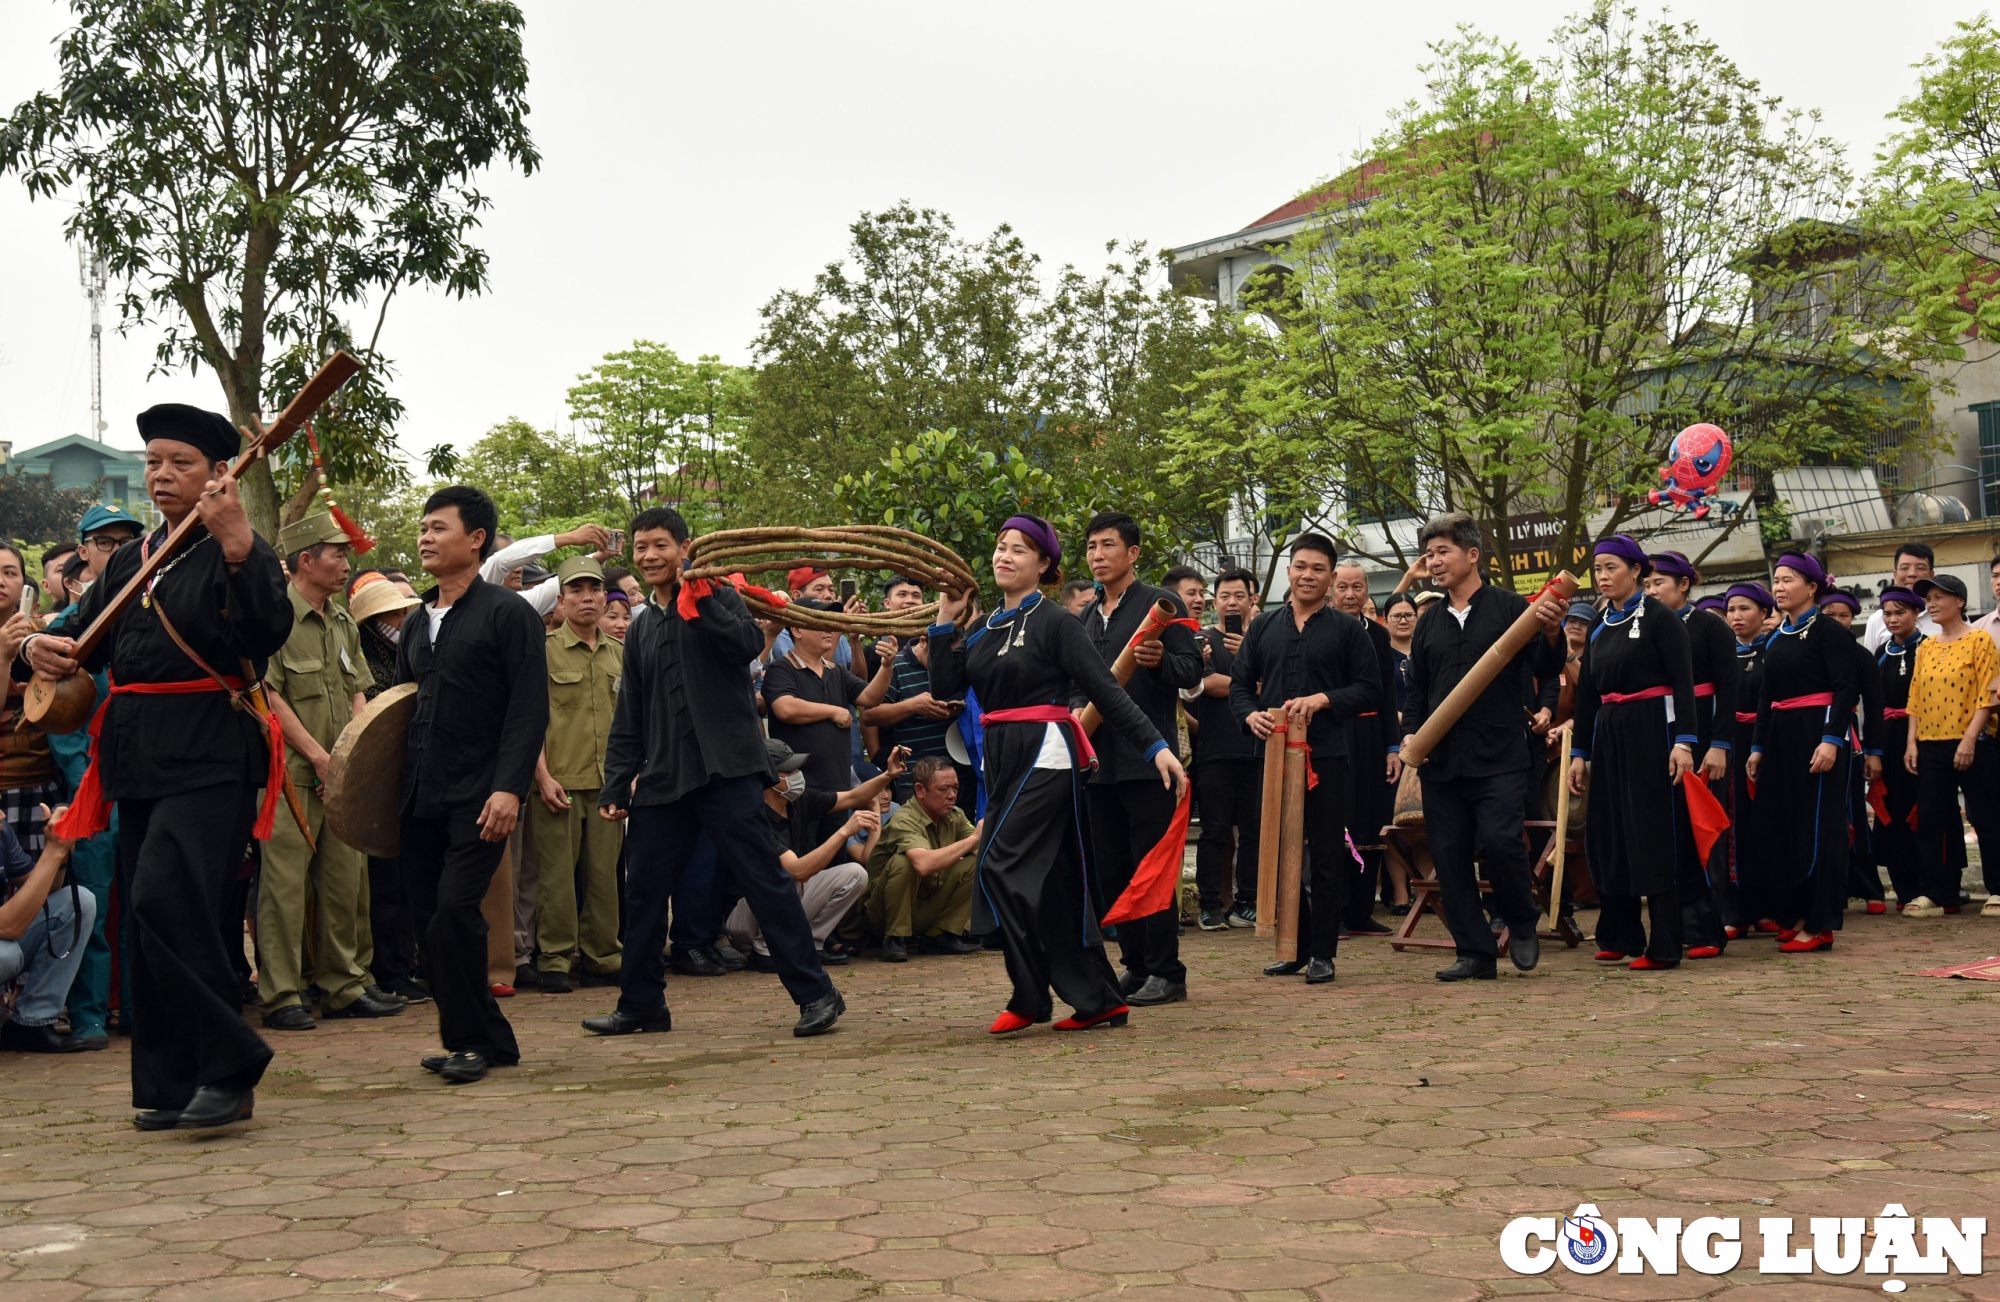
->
xmin=1775 ymin=928 xmax=1799 ymax=944
xmin=1593 ymin=950 xmax=1629 ymax=962
xmin=1053 ymin=1006 xmax=1129 ymax=1032
xmin=989 ymin=1010 xmax=1035 ymax=1035
xmin=1628 ymin=956 xmax=1679 ymax=971
xmin=1778 ymin=931 xmax=1834 ymax=953
xmin=1723 ymin=926 xmax=1743 ymax=941
xmin=1865 ymin=901 xmax=1887 ymax=915
xmin=1686 ymin=946 xmax=1723 ymax=959
xmin=1753 ymin=919 xmax=1781 ymax=934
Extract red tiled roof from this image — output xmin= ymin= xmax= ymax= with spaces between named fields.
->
xmin=1241 ymin=157 xmax=1391 ymax=230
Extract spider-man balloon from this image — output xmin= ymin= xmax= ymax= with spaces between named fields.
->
xmin=1649 ymin=423 xmax=1733 ymax=519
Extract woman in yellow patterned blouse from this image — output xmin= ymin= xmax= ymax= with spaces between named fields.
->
xmin=1901 ymin=574 xmax=2000 ymax=918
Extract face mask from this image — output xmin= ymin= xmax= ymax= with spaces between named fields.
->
xmin=383 ymin=624 xmax=402 ymax=646
xmin=779 ymin=771 xmax=806 ymax=802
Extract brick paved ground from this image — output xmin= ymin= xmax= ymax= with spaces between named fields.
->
xmin=5 ymin=910 xmax=2000 ymax=1301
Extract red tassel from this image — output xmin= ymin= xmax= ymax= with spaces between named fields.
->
xmin=48 ymin=694 xmax=114 ymax=842
xmin=330 ymin=503 xmax=374 ymax=555
xmin=253 ymin=706 xmax=284 ymax=842
xmin=1101 ymin=783 xmax=1193 ymax=925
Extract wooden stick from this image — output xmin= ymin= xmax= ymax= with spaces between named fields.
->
xmin=1399 ymin=571 xmax=1579 ymax=768
xmin=1255 ymin=717 xmax=1286 ymax=938
xmin=1275 ymin=738 xmax=1307 ymax=962
xmin=1546 ymin=719 xmax=1574 ymax=931
xmin=1078 ymin=599 xmax=1181 ymax=737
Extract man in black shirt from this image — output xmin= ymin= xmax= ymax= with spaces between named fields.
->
xmin=1398 ymin=512 xmax=1565 ymax=982
xmin=1229 ymin=534 xmax=1381 ymax=985
xmin=1185 ymin=567 xmax=1264 ymax=929
xmin=395 ymin=486 xmax=549 ymax=1083
xmin=588 ymin=508 xmax=845 ymax=1039
xmin=1076 ymin=512 xmax=1204 ymax=1007
xmin=762 ymin=605 xmax=891 ymax=799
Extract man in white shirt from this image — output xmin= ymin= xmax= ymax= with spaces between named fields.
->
xmin=1861 ymin=542 xmax=1942 ymax=652
xmin=1972 ymin=556 xmax=2000 ymax=639
xmin=481 ymin=524 xmax=618 ymax=618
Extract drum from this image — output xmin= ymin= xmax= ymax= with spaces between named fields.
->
xmin=323 ymin=683 xmax=418 ymax=858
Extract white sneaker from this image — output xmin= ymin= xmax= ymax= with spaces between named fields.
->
xmin=1981 ymin=897 xmax=2000 ymax=918
xmin=1903 ymin=896 xmax=1945 ymax=918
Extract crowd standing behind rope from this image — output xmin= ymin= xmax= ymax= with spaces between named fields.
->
xmin=4 ymin=405 xmax=2000 ymax=1129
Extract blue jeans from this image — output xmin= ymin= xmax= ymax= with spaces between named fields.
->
xmin=0 ymin=885 xmax=97 ymax=1027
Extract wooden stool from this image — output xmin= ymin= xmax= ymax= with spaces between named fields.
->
xmin=1385 ymin=821 xmax=1588 ymax=951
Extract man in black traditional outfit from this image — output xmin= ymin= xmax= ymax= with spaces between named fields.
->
xmin=394 ymin=486 xmax=549 ymax=1083
xmin=586 ymin=506 xmax=846 ymax=1040
xmin=1399 ymin=513 xmax=1564 ymax=981
xmin=1331 ymin=559 xmax=1398 ymax=935
xmin=22 ymin=403 xmax=293 ymax=1129
xmin=1076 ymin=512 xmax=1202 ymax=1007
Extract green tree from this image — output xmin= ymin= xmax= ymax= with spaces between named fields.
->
xmin=0 ymin=0 xmax=538 ymax=537
xmin=565 ymin=342 xmax=750 ymax=531
xmin=1171 ymin=5 xmax=1935 ymax=580
xmin=0 ymin=475 xmax=98 ymax=548
xmin=458 ymin=418 xmax=622 ymax=535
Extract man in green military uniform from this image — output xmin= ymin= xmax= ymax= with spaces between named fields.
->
xmin=530 ymin=555 xmax=624 ymax=993
xmin=258 ymin=511 xmax=404 ymax=1028
xmin=862 ymin=756 xmax=982 ymax=962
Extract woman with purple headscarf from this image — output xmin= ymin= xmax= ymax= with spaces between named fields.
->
xmin=1744 ymin=553 xmax=1863 ymax=953
xmin=929 ymin=514 xmax=1187 ymax=1034
xmin=1567 ymin=535 xmax=1697 ymax=970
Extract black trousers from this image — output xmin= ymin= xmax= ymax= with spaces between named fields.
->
xmin=1286 ymin=756 xmax=1351 ymax=961
xmin=368 ymin=854 xmax=421 ymax=984
xmin=621 ymin=774 xmax=833 ymax=1012
xmin=1875 ymin=724 xmax=1922 ymax=906
xmin=1676 ymin=782 xmax=1729 ymax=950
xmin=1192 ymin=758 xmax=1260 ymax=910
xmin=401 ymin=808 xmax=520 ymax=1065
xmin=1422 ymin=766 xmax=1539 ymax=960
xmin=1598 ymin=890 xmax=1683 ymax=963
xmin=1089 ymin=779 xmax=1184 ymax=985
xmin=1844 ymin=758 xmax=1885 ymax=903
xmin=118 ymin=783 xmax=270 ymax=1111
xmin=983 ymin=768 xmax=1125 ymax=1022
xmin=1916 ymin=738 xmax=2000 ymax=906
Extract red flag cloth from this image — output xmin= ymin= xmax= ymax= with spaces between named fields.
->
xmin=1680 ymin=769 xmax=1731 ymax=864
xmin=1867 ymin=776 xmax=1892 ymax=827
xmin=677 ymin=574 xmax=787 ymax=621
xmin=51 ymin=675 xmax=285 ymax=843
xmin=1101 ymin=781 xmax=1193 ymax=926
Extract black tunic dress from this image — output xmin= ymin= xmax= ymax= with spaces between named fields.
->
xmin=1872 ymin=633 xmax=1924 ymax=905
xmin=1751 ymin=609 xmax=1862 ymax=933
xmin=1677 ymin=605 xmax=1739 ymax=948
xmin=1843 ymin=632 xmax=1888 ymax=902
xmin=1571 ymin=593 xmax=1697 ymax=897
xmin=1344 ymin=617 xmax=1398 ymax=854
xmin=1727 ymin=635 xmax=1775 ymax=924
xmin=930 ymin=593 xmax=1164 ymax=1022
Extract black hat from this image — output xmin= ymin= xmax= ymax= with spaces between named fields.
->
xmin=764 ymin=739 xmax=809 ymax=773
xmin=1914 ymin=574 xmax=1969 ymax=605
xmin=136 ymin=403 xmax=241 ymax=465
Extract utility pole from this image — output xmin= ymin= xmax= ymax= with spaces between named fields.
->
xmin=78 ymin=244 xmax=106 ymax=441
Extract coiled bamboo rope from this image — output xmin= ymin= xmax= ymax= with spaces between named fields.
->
xmin=682 ymin=525 xmax=977 ymax=635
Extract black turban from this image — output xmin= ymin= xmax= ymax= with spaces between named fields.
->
xmin=135 ymin=404 xmax=241 ymax=465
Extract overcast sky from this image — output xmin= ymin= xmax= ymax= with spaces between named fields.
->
xmin=0 ymin=1 xmax=1979 ymax=465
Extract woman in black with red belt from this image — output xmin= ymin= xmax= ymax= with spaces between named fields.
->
xmin=1745 ymin=553 xmax=1863 ymax=953
xmin=1721 ymin=582 xmax=1777 ymax=939
xmin=1567 ymin=535 xmax=1698 ymax=970
xmin=1871 ymin=587 xmax=1926 ymax=909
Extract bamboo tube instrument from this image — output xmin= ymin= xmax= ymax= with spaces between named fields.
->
xmin=1255 ymin=718 xmax=1287 ymax=938
xmin=1078 ymin=599 xmax=1184 ymax=737
xmin=1274 ymin=735 xmax=1308 ymax=963
xmin=1545 ymin=720 xmax=1575 ymax=931
xmin=1399 ymin=572 xmax=1579 ymax=769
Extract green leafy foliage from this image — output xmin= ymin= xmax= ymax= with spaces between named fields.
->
xmin=566 ymin=342 xmax=750 ymax=532
xmin=0 ymin=475 xmax=99 ymax=549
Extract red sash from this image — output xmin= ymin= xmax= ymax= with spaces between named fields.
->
xmin=1601 ymin=685 xmax=1671 ymax=705
xmin=1772 ymin=692 xmax=1835 ymax=711
xmin=1693 ymin=683 xmax=1715 ymax=698
xmin=1883 ymin=707 xmax=1910 ymax=721
xmin=50 ymin=675 xmax=286 ymax=843
xmin=983 ymin=703 xmax=1191 ymax=927
xmin=1735 ymin=711 xmax=1758 ymax=724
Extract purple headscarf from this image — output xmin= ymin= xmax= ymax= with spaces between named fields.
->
xmin=1723 ymin=582 xmax=1775 ymax=611
xmin=1649 ymin=551 xmax=1698 ymax=583
xmin=1694 ymin=595 xmax=1727 ymax=613
xmin=1593 ymin=534 xmax=1652 ymax=576
xmin=999 ymin=514 xmax=1061 ymax=580
xmin=1818 ymin=590 xmax=1861 ymax=614
xmin=1774 ymin=552 xmax=1829 ymax=591
xmin=1879 ymin=587 xmax=1923 ymax=610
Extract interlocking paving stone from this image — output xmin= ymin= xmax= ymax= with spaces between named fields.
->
xmin=4 ymin=914 xmax=1999 ymax=1299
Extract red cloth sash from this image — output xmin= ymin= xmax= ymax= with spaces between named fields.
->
xmin=1735 ymin=711 xmax=1758 ymax=724
xmin=676 ymin=574 xmax=786 ymax=621
xmin=1693 ymin=683 xmax=1715 ymax=698
xmin=1883 ymin=707 xmax=1910 ymax=721
xmin=982 ymin=705 xmax=1097 ymax=772
xmin=1601 ymin=685 xmax=1671 ymax=705
xmin=1772 ymin=692 xmax=1835 ymax=710
xmin=50 ymin=675 xmax=286 ymax=843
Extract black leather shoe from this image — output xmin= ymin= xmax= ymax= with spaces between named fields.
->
xmin=578 ymin=969 xmax=620 ymax=987
xmin=709 ymin=942 xmax=748 ymax=971
xmin=514 ymin=962 xmax=537 ymax=989
xmin=917 ymin=932 xmax=983 ymax=955
xmin=816 ymin=943 xmax=852 ymax=967
xmin=1304 ymin=959 xmax=1336 ymax=985
xmin=879 ymin=935 xmax=909 ymax=963
xmin=261 ymin=1004 xmax=317 ymax=1031
xmin=0 ymin=1021 xmax=88 ymax=1053
xmin=437 ymin=1051 xmax=489 ymax=1084
xmin=538 ymin=970 xmax=573 ymax=994
xmin=1346 ymin=916 xmax=1393 ymax=936
xmin=133 ymin=1108 xmax=180 ymax=1131
xmin=793 ymin=989 xmax=846 ymax=1037
xmin=75 ymin=1031 xmax=110 ymax=1052
xmin=1263 ymin=959 xmax=1307 ymax=976
xmin=670 ymin=945 xmax=727 ymax=977
xmin=364 ymin=984 xmax=408 ymax=1007
xmin=1436 ymin=956 xmax=1498 ymax=982
xmin=387 ymin=976 xmax=433 ymax=1003
xmin=582 ymin=1008 xmax=673 ymax=1036
xmin=176 ymin=1084 xmax=254 ymax=1128
xmin=420 ymin=1054 xmax=449 ymax=1074
xmin=1116 ymin=968 xmax=1146 ymax=996
xmin=1509 ymin=934 xmax=1541 ymax=972
xmin=321 ymin=990 xmax=405 ymax=1019
xmin=1127 ymin=976 xmax=1187 ymax=1006
xmin=746 ymin=950 xmax=779 ymax=973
